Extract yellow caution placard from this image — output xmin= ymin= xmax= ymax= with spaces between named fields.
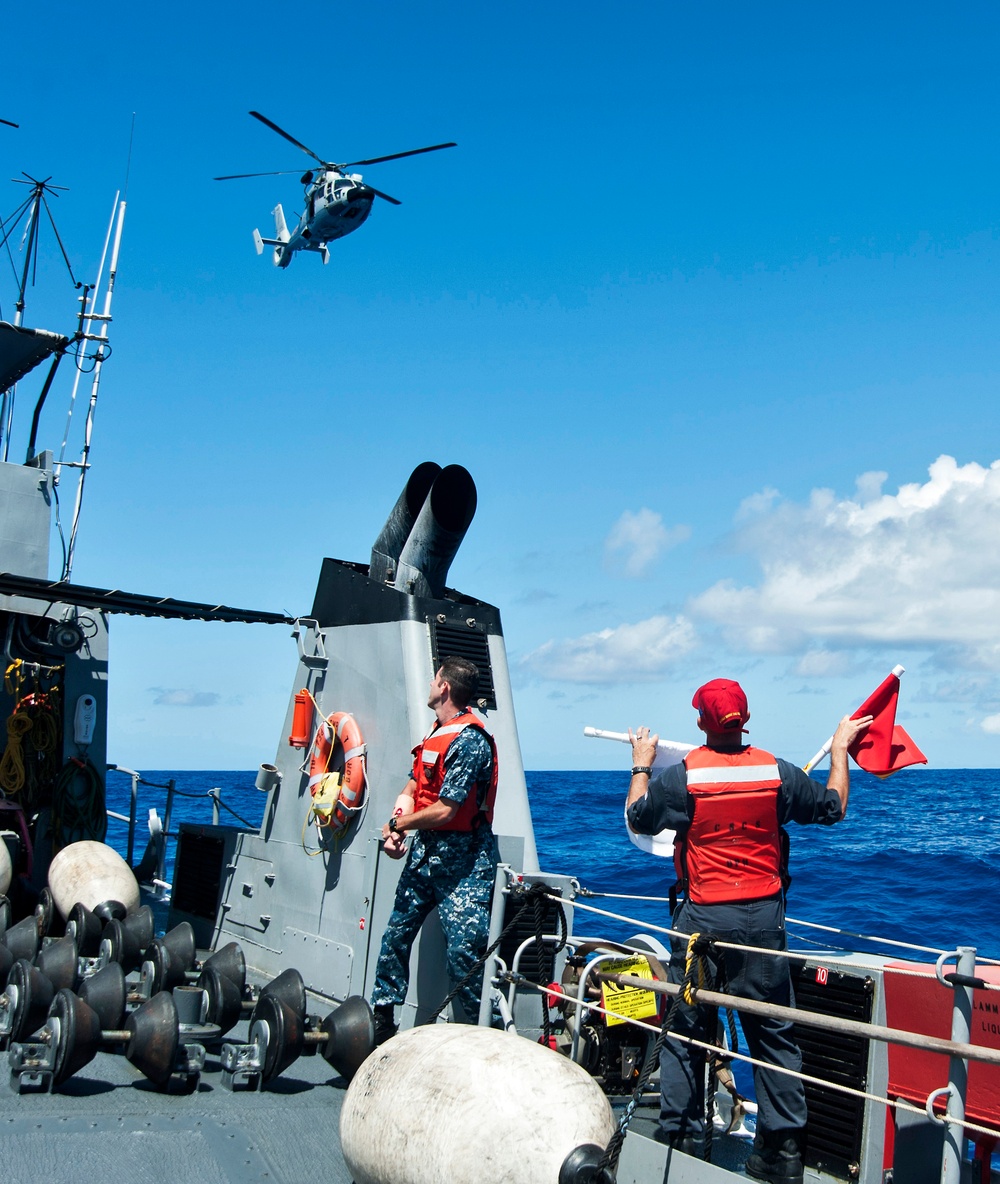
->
xmin=599 ymin=955 xmax=659 ymax=1027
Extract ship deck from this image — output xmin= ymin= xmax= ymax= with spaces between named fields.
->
xmin=1 ymin=1017 xmax=355 ymax=1184
xmin=0 ymin=1004 xmax=755 ymax=1184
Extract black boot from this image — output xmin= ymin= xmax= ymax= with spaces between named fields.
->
xmin=745 ymin=1129 xmax=804 ymax=1184
xmin=372 ymin=1004 xmax=397 ymax=1046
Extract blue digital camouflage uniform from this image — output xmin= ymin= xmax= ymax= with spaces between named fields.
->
xmin=371 ymin=724 xmax=498 ymax=1022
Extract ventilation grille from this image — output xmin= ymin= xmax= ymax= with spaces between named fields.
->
xmin=498 ymin=891 xmax=564 ymax=984
xmin=430 ymin=619 xmax=496 ymax=710
xmin=171 ymin=832 xmax=225 ymax=921
xmin=791 ymin=963 xmax=874 ymax=1180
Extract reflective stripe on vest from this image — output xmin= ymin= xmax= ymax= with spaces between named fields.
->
xmin=679 ymin=746 xmax=784 ymax=904
xmin=686 ymin=762 xmax=780 ymax=786
xmin=411 ymin=710 xmax=498 ymax=832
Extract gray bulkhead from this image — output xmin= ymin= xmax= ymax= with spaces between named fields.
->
xmin=0 ymin=452 xmax=54 ymax=580
xmin=0 ymin=454 xmax=110 ymax=877
xmin=215 ymin=467 xmax=538 ymax=1022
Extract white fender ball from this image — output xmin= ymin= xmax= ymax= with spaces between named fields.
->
xmin=0 ymin=838 xmax=11 ymax=895
xmin=48 ymin=841 xmax=140 ymax=919
xmin=340 ymin=1025 xmax=615 ymax=1184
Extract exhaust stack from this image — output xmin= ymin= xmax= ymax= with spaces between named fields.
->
xmin=393 ymin=464 xmax=477 ymax=599
xmin=369 ymin=462 xmax=442 ymax=586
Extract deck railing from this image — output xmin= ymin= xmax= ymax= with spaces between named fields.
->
xmin=105 ymin=765 xmax=258 ymax=897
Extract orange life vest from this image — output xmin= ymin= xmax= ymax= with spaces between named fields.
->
xmin=674 ymin=745 xmax=785 ymax=904
xmin=411 ymin=710 xmax=498 ymax=832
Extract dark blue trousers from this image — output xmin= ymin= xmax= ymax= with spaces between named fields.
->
xmin=659 ymin=896 xmax=807 ymax=1141
xmin=370 ymin=832 xmax=498 ymax=1022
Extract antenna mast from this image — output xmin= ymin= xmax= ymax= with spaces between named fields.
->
xmin=0 ymin=174 xmax=77 ymax=461
xmin=61 ymin=196 xmax=126 ymax=581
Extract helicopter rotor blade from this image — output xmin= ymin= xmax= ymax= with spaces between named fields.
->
xmin=368 ymin=186 xmax=402 ymax=206
xmin=249 ymin=111 xmax=330 ymax=168
xmin=214 ymin=169 xmax=310 ymax=181
xmin=340 ymin=142 xmax=457 ymax=168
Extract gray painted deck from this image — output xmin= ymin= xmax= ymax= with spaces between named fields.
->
xmin=0 ymin=1016 xmax=353 ymax=1184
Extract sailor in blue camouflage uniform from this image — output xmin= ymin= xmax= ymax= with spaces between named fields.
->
xmin=370 ymin=656 xmax=499 ymax=1043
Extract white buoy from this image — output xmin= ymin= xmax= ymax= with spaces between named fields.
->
xmin=341 ymin=1025 xmax=616 ymax=1184
xmin=0 ymin=838 xmax=11 ymax=895
xmin=48 ymin=841 xmax=140 ymax=919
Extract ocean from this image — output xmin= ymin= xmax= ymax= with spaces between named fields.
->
xmin=107 ymin=765 xmax=1000 ymax=962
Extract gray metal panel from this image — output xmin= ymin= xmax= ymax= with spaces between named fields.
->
xmin=486 ymin=628 xmax=537 ymax=871
xmin=2 ymin=598 xmax=109 ymax=889
xmin=617 ymin=1129 xmax=749 ymax=1182
xmin=0 ymin=458 xmax=52 ymax=580
xmin=219 ymin=594 xmax=537 ymax=1021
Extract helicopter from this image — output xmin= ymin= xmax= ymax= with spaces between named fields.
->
xmin=215 ymin=111 xmax=456 ymax=268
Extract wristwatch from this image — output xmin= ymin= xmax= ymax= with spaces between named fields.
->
xmin=388 ymin=815 xmax=400 ymax=833
xmin=631 ymin=766 xmax=653 ymax=776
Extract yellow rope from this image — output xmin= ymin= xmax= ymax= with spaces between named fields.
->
xmin=0 ymin=712 xmax=33 ymax=794
xmin=4 ymin=659 xmax=23 ymax=698
xmin=20 ymin=689 xmax=59 ymax=758
xmin=683 ymin=932 xmax=705 ymax=1005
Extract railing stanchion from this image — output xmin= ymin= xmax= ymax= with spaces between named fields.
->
xmin=940 ymin=945 xmax=975 ymax=1184
xmin=159 ymin=778 xmax=176 ymax=899
xmin=211 ymin=788 xmax=220 ymax=827
xmin=127 ymin=771 xmax=139 ymax=869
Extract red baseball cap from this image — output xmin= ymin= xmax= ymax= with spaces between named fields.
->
xmin=692 ymin=678 xmax=750 ymax=732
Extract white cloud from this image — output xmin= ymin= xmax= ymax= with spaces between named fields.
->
xmin=791 ymin=650 xmax=856 ymax=678
xmin=521 ymin=614 xmax=697 ymax=683
xmin=604 ymin=508 xmax=690 ymax=578
xmin=736 ymin=486 xmax=781 ymax=521
xmin=981 ymin=714 xmax=1000 ymax=735
xmin=692 ymin=456 xmax=1000 ymax=667
xmin=149 ymin=688 xmax=221 ymax=707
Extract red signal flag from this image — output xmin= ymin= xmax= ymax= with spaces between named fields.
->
xmin=849 ymin=671 xmax=927 ymax=777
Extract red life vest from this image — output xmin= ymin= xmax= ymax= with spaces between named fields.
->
xmin=674 ymin=746 xmax=785 ymax=904
xmin=411 ymin=710 xmax=498 ymax=832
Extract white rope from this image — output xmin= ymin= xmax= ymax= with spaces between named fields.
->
xmin=561 ymin=893 xmax=683 ymax=938
xmin=555 ymin=894 xmax=1000 ymax=984
xmin=581 ymin=891 xmax=673 ymax=903
xmin=525 ymin=978 xmax=1000 ymax=1144
xmin=788 ymin=915 xmax=1000 ymax=966
xmin=579 ymin=891 xmax=1000 ymax=964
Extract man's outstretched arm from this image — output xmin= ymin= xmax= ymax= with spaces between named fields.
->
xmin=826 ymin=714 xmax=873 ymax=820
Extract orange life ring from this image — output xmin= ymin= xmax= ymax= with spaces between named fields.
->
xmin=307 ymin=711 xmax=366 ymax=832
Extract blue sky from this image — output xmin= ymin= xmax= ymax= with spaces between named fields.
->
xmin=4 ymin=2 xmax=1000 ymax=770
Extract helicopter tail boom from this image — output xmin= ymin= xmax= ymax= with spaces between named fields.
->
xmin=272 ymin=203 xmax=291 ymax=243
xmin=251 ymin=204 xmax=294 ymax=267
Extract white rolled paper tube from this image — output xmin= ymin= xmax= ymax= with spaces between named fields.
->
xmin=583 ymin=727 xmax=690 ymax=858
xmin=583 ymin=726 xmax=694 ymax=769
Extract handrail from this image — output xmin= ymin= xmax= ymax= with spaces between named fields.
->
xmin=601 ymin=971 xmax=1000 ymax=1068
xmin=519 ymin=974 xmax=1000 ymax=1145
xmin=105 ymin=766 xmax=258 ymax=896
